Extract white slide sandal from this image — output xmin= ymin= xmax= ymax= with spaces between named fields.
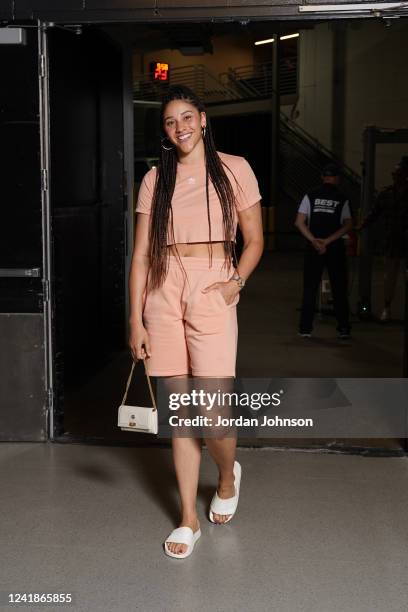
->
xmin=164 ymin=526 xmax=201 ymax=559
xmin=209 ymin=460 xmax=242 ymax=524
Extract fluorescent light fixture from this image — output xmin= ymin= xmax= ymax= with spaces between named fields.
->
xmin=280 ymin=33 xmax=300 ymax=40
xmin=255 ymin=33 xmax=299 ymax=45
xmin=255 ymin=37 xmax=275 ymax=45
xmin=299 ymin=2 xmax=407 ymax=12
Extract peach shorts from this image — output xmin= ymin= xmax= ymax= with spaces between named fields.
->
xmin=142 ymin=256 xmax=239 ymax=377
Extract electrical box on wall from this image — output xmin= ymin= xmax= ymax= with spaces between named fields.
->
xmin=0 ymin=28 xmax=26 ymax=45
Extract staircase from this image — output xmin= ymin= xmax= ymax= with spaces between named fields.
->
xmin=219 ymin=56 xmax=297 ymax=99
xmin=279 ymin=112 xmax=361 ymax=208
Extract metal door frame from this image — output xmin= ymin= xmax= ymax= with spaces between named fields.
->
xmin=38 ymin=21 xmax=54 ymax=438
xmin=358 ymin=126 xmax=408 ymax=378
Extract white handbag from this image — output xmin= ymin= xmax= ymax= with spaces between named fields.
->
xmin=117 ymin=358 xmax=158 ymax=435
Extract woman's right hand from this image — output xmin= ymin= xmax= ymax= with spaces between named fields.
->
xmin=128 ymin=322 xmax=151 ymax=361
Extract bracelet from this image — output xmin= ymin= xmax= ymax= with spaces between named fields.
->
xmin=230 ymin=272 xmax=246 ymax=289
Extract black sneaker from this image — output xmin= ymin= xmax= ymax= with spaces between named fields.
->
xmin=338 ymin=329 xmax=351 ymax=340
xmin=299 ymin=331 xmax=312 ymax=338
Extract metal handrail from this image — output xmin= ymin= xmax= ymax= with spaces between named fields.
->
xmin=280 ymin=110 xmax=361 ymax=185
xmin=219 ymin=57 xmax=298 ymax=98
xmin=279 ymin=123 xmax=361 ymax=207
xmin=134 ymin=58 xmax=297 ymax=103
xmin=133 ymin=64 xmax=240 ymax=103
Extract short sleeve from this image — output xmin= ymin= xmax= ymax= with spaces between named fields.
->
xmin=298 ymin=195 xmax=311 ymax=218
xmin=234 ymin=158 xmax=262 ymax=212
xmin=135 ymin=167 xmax=156 ymax=215
xmin=340 ymin=200 xmax=352 ymax=223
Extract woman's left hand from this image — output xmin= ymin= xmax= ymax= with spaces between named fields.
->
xmin=202 ymin=280 xmax=240 ymax=306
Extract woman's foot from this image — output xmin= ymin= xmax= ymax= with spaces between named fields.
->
xmin=165 ymin=516 xmax=200 ymax=556
xmin=212 ymin=476 xmax=236 ymax=524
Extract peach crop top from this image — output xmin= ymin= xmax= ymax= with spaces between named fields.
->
xmin=135 ymin=151 xmax=262 ymax=245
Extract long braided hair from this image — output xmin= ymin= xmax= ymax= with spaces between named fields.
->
xmin=148 ymin=85 xmax=238 ymax=289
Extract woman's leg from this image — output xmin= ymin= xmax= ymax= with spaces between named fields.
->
xmin=181 ymin=259 xmax=241 ymax=525
xmin=165 ymin=375 xmax=202 ymax=556
xmin=168 ymin=436 xmax=202 ymax=554
xmin=200 ymin=375 xmax=238 ymax=524
xmin=204 ymin=435 xmax=237 ymax=524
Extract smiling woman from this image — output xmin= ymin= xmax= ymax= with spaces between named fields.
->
xmin=127 ymin=84 xmax=264 ymax=559
xmin=163 ymin=106 xmax=204 ymax=156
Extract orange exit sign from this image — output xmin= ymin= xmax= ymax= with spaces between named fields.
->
xmin=151 ymin=62 xmax=169 ymax=81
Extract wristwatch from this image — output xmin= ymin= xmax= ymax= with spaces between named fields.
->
xmin=231 ymin=272 xmax=246 ymax=289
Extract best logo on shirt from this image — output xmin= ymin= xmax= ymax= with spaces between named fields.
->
xmin=313 ymin=199 xmax=340 ymax=214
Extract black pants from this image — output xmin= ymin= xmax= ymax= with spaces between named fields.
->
xmin=299 ymin=242 xmax=350 ymax=333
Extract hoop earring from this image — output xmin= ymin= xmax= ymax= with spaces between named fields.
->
xmin=161 ymin=137 xmax=174 ymax=151
xmin=202 ymin=126 xmax=207 ymax=138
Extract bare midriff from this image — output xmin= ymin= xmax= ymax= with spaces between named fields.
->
xmin=167 ymin=241 xmax=227 ymax=258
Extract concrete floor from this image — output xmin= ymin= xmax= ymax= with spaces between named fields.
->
xmin=237 ymin=251 xmax=405 ymax=378
xmin=1 ymin=443 xmax=408 ymax=612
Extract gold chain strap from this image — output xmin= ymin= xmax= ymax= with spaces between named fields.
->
xmin=120 ymin=358 xmax=157 ymax=411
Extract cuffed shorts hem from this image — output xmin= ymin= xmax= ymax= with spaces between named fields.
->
xmin=191 ymin=371 xmax=236 ymax=377
xmin=146 ymin=369 xmax=235 ymax=377
xmin=147 ymin=368 xmax=189 ymax=377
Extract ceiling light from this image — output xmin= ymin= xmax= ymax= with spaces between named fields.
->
xmin=255 ymin=33 xmax=299 ymax=45
xmin=255 ymin=37 xmax=275 ymax=45
xmin=280 ymin=33 xmax=300 ymax=40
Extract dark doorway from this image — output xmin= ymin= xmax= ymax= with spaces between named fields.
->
xmin=47 ymin=20 xmax=407 ymax=456
xmin=48 ymin=26 xmax=128 ymax=438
